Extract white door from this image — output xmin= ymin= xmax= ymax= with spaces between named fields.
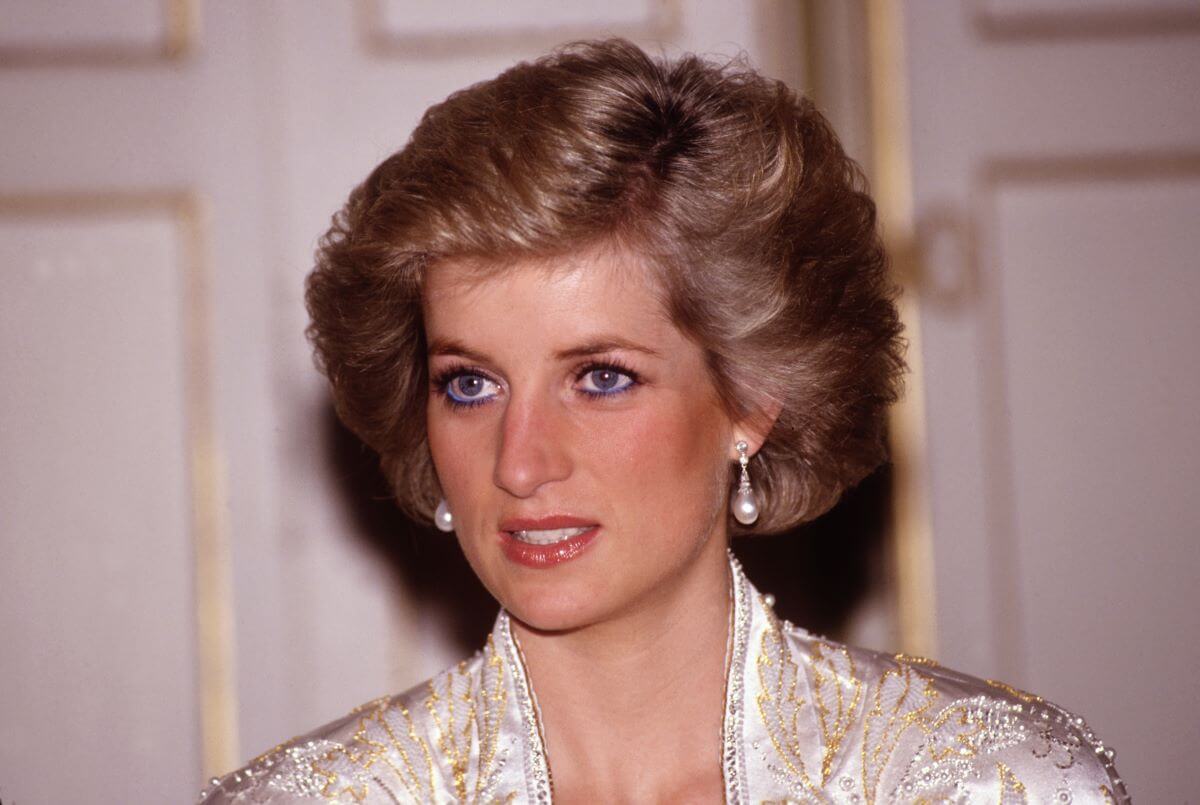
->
xmin=904 ymin=2 xmax=1200 ymax=799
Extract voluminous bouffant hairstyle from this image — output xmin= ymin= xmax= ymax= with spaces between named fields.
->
xmin=306 ymin=38 xmax=905 ymax=535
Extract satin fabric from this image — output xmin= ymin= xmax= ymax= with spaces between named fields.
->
xmin=199 ymin=555 xmax=1129 ymax=803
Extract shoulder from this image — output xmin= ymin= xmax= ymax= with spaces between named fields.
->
xmin=195 ymin=687 xmax=424 ymax=804
xmin=197 ymin=646 xmax=498 ymax=804
xmin=776 ymin=622 xmax=1131 ymax=802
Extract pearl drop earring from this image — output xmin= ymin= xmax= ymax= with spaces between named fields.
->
xmin=731 ymin=440 xmax=760 ymax=525
xmin=434 ymin=498 xmax=454 ymax=532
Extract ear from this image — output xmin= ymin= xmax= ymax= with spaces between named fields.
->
xmin=729 ymin=396 xmax=784 ymax=459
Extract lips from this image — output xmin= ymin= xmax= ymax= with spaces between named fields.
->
xmin=509 ymin=526 xmax=593 ymax=545
xmin=499 ymin=515 xmax=599 ymax=532
xmin=498 ymin=515 xmax=601 ymax=568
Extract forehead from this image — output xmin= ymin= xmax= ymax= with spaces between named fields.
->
xmin=421 ymin=249 xmax=682 ymax=350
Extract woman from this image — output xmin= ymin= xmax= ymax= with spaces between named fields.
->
xmin=201 ymin=39 xmax=1127 ymax=803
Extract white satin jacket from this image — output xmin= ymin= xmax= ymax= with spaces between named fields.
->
xmin=199 ymin=556 xmax=1129 ymax=803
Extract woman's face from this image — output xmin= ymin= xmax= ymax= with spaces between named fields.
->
xmin=423 ymin=249 xmax=740 ymax=632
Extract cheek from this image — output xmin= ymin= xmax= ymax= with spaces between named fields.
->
xmin=426 ymin=405 xmax=491 ymax=499
xmin=599 ymin=395 xmax=728 ymax=512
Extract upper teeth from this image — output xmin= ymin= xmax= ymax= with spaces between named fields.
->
xmin=511 ymin=526 xmax=591 ymax=545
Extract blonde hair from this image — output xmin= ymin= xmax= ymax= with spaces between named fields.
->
xmin=306 ymin=38 xmax=906 ymax=534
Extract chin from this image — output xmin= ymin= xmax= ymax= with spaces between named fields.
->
xmin=465 ymin=531 xmax=620 ymax=633
xmin=500 ymin=584 xmax=604 ymax=634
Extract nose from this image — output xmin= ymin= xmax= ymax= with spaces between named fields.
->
xmin=492 ymin=387 xmax=572 ymax=498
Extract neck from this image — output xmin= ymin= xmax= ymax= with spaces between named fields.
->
xmin=509 ymin=536 xmax=733 ymax=800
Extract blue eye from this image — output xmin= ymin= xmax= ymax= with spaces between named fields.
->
xmin=577 ymin=365 xmax=636 ymax=397
xmin=433 ymin=361 xmax=638 ymax=410
xmin=443 ymin=372 xmax=500 ymax=407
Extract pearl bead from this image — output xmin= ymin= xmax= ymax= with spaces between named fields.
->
xmin=434 ymin=499 xmax=454 ymax=532
xmin=732 ymin=488 xmax=759 ymax=525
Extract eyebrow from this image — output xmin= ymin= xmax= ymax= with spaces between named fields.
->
xmin=427 ymin=336 xmax=664 ymax=363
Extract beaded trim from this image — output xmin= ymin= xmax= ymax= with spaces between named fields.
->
xmin=499 ymin=610 xmax=554 ymax=804
xmin=721 ymin=551 xmax=753 ymax=804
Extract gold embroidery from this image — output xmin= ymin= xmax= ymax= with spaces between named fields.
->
xmin=985 ymin=679 xmax=1043 ymax=704
xmin=996 ymin=762 xmax=1028 ymax=804
xmin=426 ymin=662 xmax=470 ymax=798
xmin=755 ymin=618 xmax=824 ymax=798
xmin=860 ymin=661 xmax=938 ymax=804
xmin=313 ymin=753 xmax=367 ymax=802
xmin=243 ymin=739 xmax=354 ymax=800
xmin=475 ymin=639 xmax=508 ymax=798
xmin=377 ymin=701 xmax=437 ymax=801
xmin=1100 ymin=783 xmax=1118 ymax=803
xmin=426 ymin=635 xmax=508 ymax=802
xmin=315 ymin=698 xmax=436 ymax=802
xmin=351 ymin=694 xmax=391 ymax=714
xmin=894 ymin=652 xmax=939 ymax=667
xmin=924 ymin=700 xmax=987 ymax=763
xmin=888 ymin=695 xmax=1034 ymax=800
xmin=311 ymin=712 xmax=384 ymax=802
xmin=295 ymin=642 xmax=509 ymax=803
xmin=809 ymin=641 xmax=863 ymax=784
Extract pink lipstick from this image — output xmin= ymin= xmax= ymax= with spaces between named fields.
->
xmin=498 ymin=515 xmax=601 ymax=568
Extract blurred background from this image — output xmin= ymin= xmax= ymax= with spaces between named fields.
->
xmin=1 ymin=1 xmax=1197 ymax=801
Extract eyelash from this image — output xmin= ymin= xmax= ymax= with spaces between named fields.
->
xmin=430 ymin=359 xmax=641 ymax=410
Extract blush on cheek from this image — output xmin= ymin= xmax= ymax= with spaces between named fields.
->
xmin=613 ymin=397 xmax=727 ymax=509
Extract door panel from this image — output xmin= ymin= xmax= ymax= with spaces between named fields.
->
xmin=905 ymin=2 xmax=1200 ymax=797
